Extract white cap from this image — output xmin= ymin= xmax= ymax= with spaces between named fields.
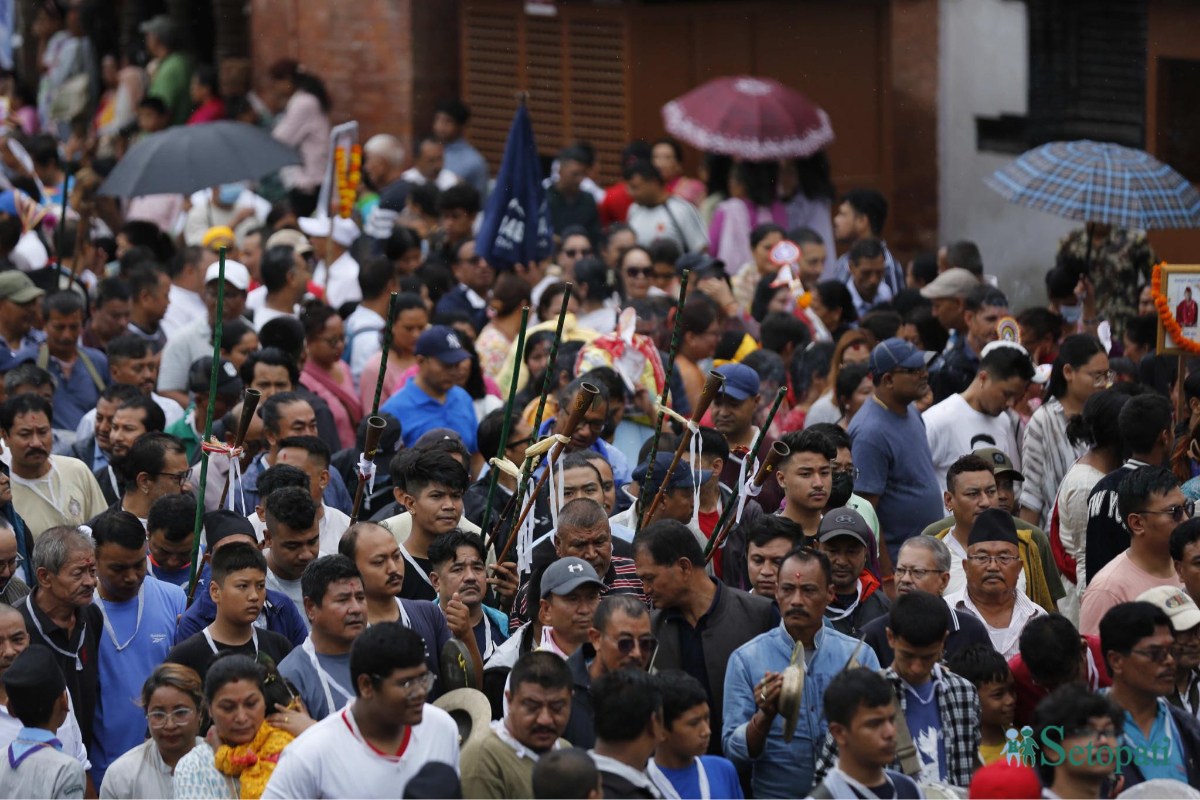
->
xmin=298 ymin=215 xmax=361 ymax=248
xmin=204 ymin=260 xmax=251 ymax=291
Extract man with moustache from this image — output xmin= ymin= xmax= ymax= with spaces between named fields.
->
xmin=944 ymin=508 xmax=1045 ymax=659
xmin=817 ymin=507 xmax=890 ymax=637
xmin=461 ymin=651 xmax=574 ymax=799
xmin=1100 ymin=602 xmax=1200 ymax=788
xmin=1138 ymin=586 xmax=1200 ymax=720
xmin=723 ymin=547 xmax=881 ymax=796
xmin=428 ymin=530 xmax=508 ymax=662
xmin=562 ymin=594 xmax=655 ymax=748
xmin=743 ymin=516 xmax=803 ymax=598
xmin=89 ymin=511 xmax=186 ymax=787
xmin=278 ymin=555 xmax=367 ymax=720
xmin=71 ymin=383 xmax=139 ymax=477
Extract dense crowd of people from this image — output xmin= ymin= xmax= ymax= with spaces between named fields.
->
xmin=0 ymin=5 xmax=1196 ymax=800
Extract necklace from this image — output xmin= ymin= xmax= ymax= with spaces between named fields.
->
xmin=93 ymin=583 xmax=144 ymax=651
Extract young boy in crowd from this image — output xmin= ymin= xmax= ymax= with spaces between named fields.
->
xmin=650 ymin=670 xmax=743 ymax=799
xmin=0 ymin=644 xmax=86 ymax=798
xmin=947 ymin=643 xmax=1017 ymax=765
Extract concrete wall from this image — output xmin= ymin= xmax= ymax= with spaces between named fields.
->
xmin=938 ymin=0 xmax=1075 ymax=310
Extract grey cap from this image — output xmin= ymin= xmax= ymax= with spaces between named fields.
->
xmin=540 ymin=557 xmax=604 ymax=598
xmin=139 ymin=14 xmax=173 ymax=39
xmin=817 ymin=507 xmax=873 ymax=549
xmin=919 ymin=267 xmax=979 ymax=300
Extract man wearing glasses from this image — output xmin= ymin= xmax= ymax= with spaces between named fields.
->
xmin=108 ymin=432 xmax=190 ymax=528
xmin=0 ymin=523 xmax=30 ymax=605
xmin=1081 ymin=466 xmax=1190 ymax=636
xmin=944 ymin=508 xmax=1046 ymax=658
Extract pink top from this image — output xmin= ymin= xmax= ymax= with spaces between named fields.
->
xmin=187 ymin=97 xmax=225 ymax=125
xmin=358 ymin=351 xmax=409 ymax=416
xmin=301 ymin=360 xmax=361 ymax=449
xmin=272 ymin=90 xmax=331 ymax=191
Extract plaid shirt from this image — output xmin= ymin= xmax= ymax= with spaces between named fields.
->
xmin=814 ymin=663 xmax=981 ymax=788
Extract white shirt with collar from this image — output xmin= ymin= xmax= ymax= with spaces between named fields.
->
xmin=845 ymin=274 xmax=894 ymax=319
xmin=589 ymin=751 xmax=679 ymax=799
xmin=944 ymin=585 xmax=1045 ymax=659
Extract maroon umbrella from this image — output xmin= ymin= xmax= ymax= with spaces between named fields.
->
xmin=661 ymin=75 xmax=834 ymax=160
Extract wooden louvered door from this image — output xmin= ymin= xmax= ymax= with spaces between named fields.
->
xmin=461 ymin=4 xmax=630 ymax=184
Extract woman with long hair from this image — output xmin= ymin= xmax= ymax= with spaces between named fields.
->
xmin=698 ymin=153 xmax=733 ymax=227
xmin=618 ymin=246 xmax=654 ymax=303
xmin=100 ymin=664 xmax=205 ymax=798
xmin=357 ymin=293 xmax=428 ymax=415
xmin=808 ymin=280 xmax=858 ymax=343
xmin=675 ymin=294 xmax=724 ymax=411
xmin=173 ymin=655 xmax=296 ymax=799
xmin=732 ymin=222 xmax=785 ymax=316
xmin=780 ymin=152 xmax=837 ymax=275
xmin=709 ymin=161 xmax=788 ymax=271
xmin=267 ymin=59 xmax=331 ymax=217
xmin=651 ymin=137 xmax=706 ymax=207
xmin=834 ymin=362 xmax=873 ymax=431
xmin=1054 ymin=389 xmax=1129 ymax=624
xmin=219 ymin=319 xmax=259 ymax=373
xmin=476 ymin=273 xmax=531 ymax=383
xmin=1019 ymin=334 xmax=1109 ymax=529
xmin=450 ymin=326 xmax=503 ymax=424
xmin=299 ymin=302 xmax=361 ymax=449
xmin=572 ymin=256 xmax=621 ymax=334
xmin=804 ymin=330 xmax=874 ymax=429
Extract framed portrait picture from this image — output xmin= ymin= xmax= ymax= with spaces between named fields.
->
xmin=1156 ymin=264 xmax=1200 ymax=355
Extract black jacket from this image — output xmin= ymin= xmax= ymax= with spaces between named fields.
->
xmin=862 ymin=603 xmax=993 ymax=667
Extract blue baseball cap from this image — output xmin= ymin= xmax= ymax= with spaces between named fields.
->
xmin=715 ymin=363 xmax=760 ymax=402
xmin=632 ymin=452 xmax=711 ymax=492
xmin=868 ymin=337 xmax=934 ymax=378
xmin=416 ymin=325 xmax=471 ymax=364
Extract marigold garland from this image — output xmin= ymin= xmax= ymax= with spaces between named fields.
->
xmin=333 ymin=144 xmax=363 ymax=219
xmin=214 ymin=722 xmax=294 ymax=799
xmin=1151 ymin=261 xmax=1200 ymax=355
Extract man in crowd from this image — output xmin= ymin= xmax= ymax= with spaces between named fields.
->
xmin=18 ymin=526 xmax=102 ymax=749
xmin=361 ymin=134 xmax=409 ymax=238
xmin=428 ymin=530 xmax=509 ymax=664
xmin=636 ymin=519 xmax=776 ymax=756
xmin=141 ymin=13 xmax=191 ymax=124
xmin=624 ymin=160 xmax=708 ymax=253
xmin=814 ymin=590 xmax=980 ymax=788
xmin=277 ymin=555 xmax=365 ymax=720
xmin=124 ymin=266 xmax=171 ymax=353
xmin=271 ymin=436 xmax=352 ymax=553
xmin=862 ymin=536 xmax=991 ymax=667
xmin=433 ymin=98 xmax=489 ymax=197
xmin=461 ymin=651 xmax=572 ymax=799
xmin=742 ymin=515 xmax=803 ymax=598
xmin=388 ymin=448 xmax=469 ymax=602
xmin=723 ymin=547 xmax=880 ymax=796
xmin=253 ymin=245 xmax=309 ymax=332
xmin=844 ymin=238 xmax=892 ymax=317
xmin=146 ymin=493 xmax=197 ymax=586
xmin=1081 ymin=465 xmax=1187 ymax=635
xmin=76 ymin=334 xmax=184 ymax=444
xmin=3 ymin=395 xmax=107 ymax=534
xmin=1172 ymin=519 xmax=1200 ymax=607
xmin=166 ymin=356 xmax=242 ymax=462
xmin=830 ymin=188 xmax=902 ymax=293
xmin=71 ymin=383 xmax=139 ymax=477
xmin=80 ymin=277 xmax=130 ymax=353
xmin=544 ymin=377 xmax=630 ymax=487
xmin=1031 ymin=684 xmax=1124 ymax=799
xmin=944 ymin=508 xmax=1046 ymax=658
xmin=0 ymin=644 xmax=85 ymax=798
xmin=344 ymin=256 xmax=397 ymax=384
xmin=923 ymin=343 xmax=1034 ymax=487
xmin=0 ymin=271 xmax=44 ymax=357
xmin=111 ymin=432 xmax=189 ymax=525
xmin=534 ymin=557 xmax=605 ymax=661
xmin=0 ymin=524 xmax=30 ymax=605
xmin=713 ymin=362 xmax=784 ymax=516
xmin=161 ymin=245 xmax=206 ymax=339
xmin=20 ymin=291 xmax=108 ymax=434
xmin=262 ymin=623 xmax=459 ymax=798
xmin=90 ymin=510 xmax=186 ymax=786
xmin=1139 ymin=585 xmax=1200 ymax=719
xmin=589 ymin=668 xmax=677 ymax=798
xmin=547 ymin=145 xmax=602 ymax=248
xmin=261 ymin=486 xmax=321 ymax=619
xmin=304 ymin=216 xmax=362 ymax=311
xmin=817 ymin=507 xmax=889 ymax=638
xmin=920 ymin=266 xmax=976 ymax=365
xmin=434 ymin=239 xmax=493 ymax=334
xmin=1085 ymin=393 xmax=1175 ymax=583
xmin=850 ymin=338 xmax=942 ymax=574
xmin=381 ymin=326 xmax=479 ymax=451
xmin=927 ymin=285 xmax=1011 ymax=402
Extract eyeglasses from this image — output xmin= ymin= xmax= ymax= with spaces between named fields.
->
xmin=381 ymin=671 xmax=436 ymax=698
xmin=0 ymin=553 xmax=22 ymax=572
xmin=894 ymin=566 xmax=944 ymax=580
xmin=507 ymin=436 xmax=534 ymax=449
xmin=564 ymin=248 xmax=593 ymax=258
xmin=833 ymin=466 xmax=861 ymax=480
xmin=1085 ymin=369 xmax=1115 ymax=388
xmin=966 ymin=554 xmax=1021 ymax=567
xmin=1065 ymin=724 xmax=1117 ymax=741
xmin=320 ymin=335 xmax=345 ymax=347
xmin=607 ymin=634 xmax=658 ymax=657
xmin=1129 ymin=646 xmax=1176 ymax=665
xmin=625 ymin=267 xmax=652 ymax=279
xmin=147 ymin=707 xmax=196 ymax=728
xmin=157 ymin=471 xmax=191 ymax=488
xmin=1138 ymin=501 xmax=1195 ymax=523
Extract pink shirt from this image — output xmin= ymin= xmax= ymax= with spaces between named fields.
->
xmin=1078 ymin=551 xmax=1182 ymax=636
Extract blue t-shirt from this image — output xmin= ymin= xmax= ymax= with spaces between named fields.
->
xmin=149 ymin=559 xmax=193 ymax=588
xmin=904 ymin=679 xmax=946 ymax=783
xmin=277 ymin=646 xmax=354 ymax=721
xmin=655 ymin=756 xmax=743 ymax=800
xmin=1123 ymin=698 xmax=1188 ymax=783
xmin=848 ymin=397 xmax=943 ymax=561
xmin=92 ymin=577 xmax=187 ymax=785
xmin=381 ymin=380 xmax=478 ymax=453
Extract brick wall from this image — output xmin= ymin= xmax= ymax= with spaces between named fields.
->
xmin=249 ymin=0 xmax=459 ymax=152
xmin=889 ymin=0 xmax=940 ymax=258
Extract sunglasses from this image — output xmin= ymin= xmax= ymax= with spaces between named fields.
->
xmin=1139 ymin=501 xmax=1195 ymax=523
xmin=608 ymin=634 xmax=658 ymax=657
xmin=564 ymin=248 xmax=593 ymax=258
xmin=625 ymin=267 xmax=652 ymax=278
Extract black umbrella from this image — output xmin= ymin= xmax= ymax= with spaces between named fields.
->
xmin=97 ymin=121 xmax=302 ymax=198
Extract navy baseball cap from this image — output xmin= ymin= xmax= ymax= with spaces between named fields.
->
xmin=715 ymin=363 xmax=761 ymax=402
xmin=632 ymin=452 xmax=711 ymax=493
xmin=416 ymin=325 xmax=471 ymax=364
xmin=868 ymin=337 xmax=934 ymax=378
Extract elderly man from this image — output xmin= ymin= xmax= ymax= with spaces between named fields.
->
xmin=944 ymin=508 xmax=1046 ymax=658
xmin=563 ymin=594 xmax=654 ymax=749
xmin=0 ymin=523 xmax=30 ymax=605
xmin=723 ymin=547 xmax=881 ymax=796
xmin=428 ymin=530 xmax=509 ymax=662
xmin=636 ymin=519 xmax=776 ymax=755
xmin=861 ymin=536 xmax=991 ymax=667
xmin=361 ymin=134 xmax=409 ymax=238
xmin=18 ymin=526 xmax=102 ymax=749
xmin=461 ymin=651 xmax=573 ymax=799
xmin=1081 ymin=466 xmax=1188 ymax=636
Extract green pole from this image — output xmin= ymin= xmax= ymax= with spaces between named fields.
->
xmin=370 ymin=292 xmax=399 ymax=416
xmin=480 ymin=306 xmax=530 ymax=538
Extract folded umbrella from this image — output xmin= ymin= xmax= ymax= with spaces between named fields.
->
xmin=97 ymin=121 xmax=302 ymax=198
xmin=985 ymin=140 xmax=1200 ymax=230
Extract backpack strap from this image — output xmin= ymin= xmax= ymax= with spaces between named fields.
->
xmin=77 ymin=349 xmax=106 ymax=394
xmin=887 ymin=680 xmax=924 ymax=778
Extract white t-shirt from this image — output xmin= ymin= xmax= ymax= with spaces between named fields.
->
xmin=162 ymin=284 xmax=208 ymax=340
xmin=266 ymin=569 xmax=307 ymax=629
xmin=922 ymin=393 xmax=1021 ymax=490
xmin=627 ymin=197 xmax=708 ymax=254
xmin=314 ymin=251 xmax=362 ymax=311
xmin=262 ymin=703 xmax=460 ymax=799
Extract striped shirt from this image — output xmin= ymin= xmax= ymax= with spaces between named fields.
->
xmin=509 ymin=555 xmax=648 ymax=630
xmin=945 ymin=585 xmax=1045 ymax=659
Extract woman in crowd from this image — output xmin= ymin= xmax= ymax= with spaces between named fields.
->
xmin=804 ymin=329 xmax=872 ymax=429
xmin=834 ymin=361 xmax=873 ymax=431
xmin=101 ymin=664 xmax=206 ymax=799
xmin=358 ymin=292 xmax=428 ymax=415
xmin=267 ymin=59 xmax=330 ymax=217
xmin=1019 ymin=334 xmax=1109 ymax=530
xmin=709 ymin=161 xmax=787 ymax=270
xmin=1055 ymin=388 xmax=1129 ymax=624
xmin=698 ymin=153 xmax=732 ymax=227
xmin=219 ymin=318 xmax=259 ymax=372
xmin=651 ymin=137 xmax=706 ymax=207
xmin=536 ymin=281 xmax=576 ymax=325
xmin=476 ymin=272 xmax=532 ymax=383
xmin=750 ymin=273 xmax=795 ymax=324
xmin=299 ymin=302 xmax=360 ymax=449
xmin=174 ymin=655 xmax=296 ymax=799
xmin=675 ymin=294 xmax=724 ymax=410
xmin=452 ymin=327 xmax=504 ymax=423
xmin=780 ymin=152 xmax=837 ymax=276
xmin=807 ymin=280 xmax=857 ymax=343
xmin=572 ymin=256 xmax=621 ymax=335
xmin=732 ymin=222 xmax=785 ymax=316
xmin=618 ymin=245 xmax=654 ymax=303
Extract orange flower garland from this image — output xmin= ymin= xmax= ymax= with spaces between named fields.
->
xmin=333 ymin=144 xmax=363 ymax=218
xmin=1151 ymin=261 xmax=1200 ymax=355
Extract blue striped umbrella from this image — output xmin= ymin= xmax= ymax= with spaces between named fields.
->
xmin=985 ymin=140 xmax=1200 ymax=229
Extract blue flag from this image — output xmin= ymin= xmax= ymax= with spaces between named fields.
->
xmin=476 ymin=102 xmax=553 ymax=270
